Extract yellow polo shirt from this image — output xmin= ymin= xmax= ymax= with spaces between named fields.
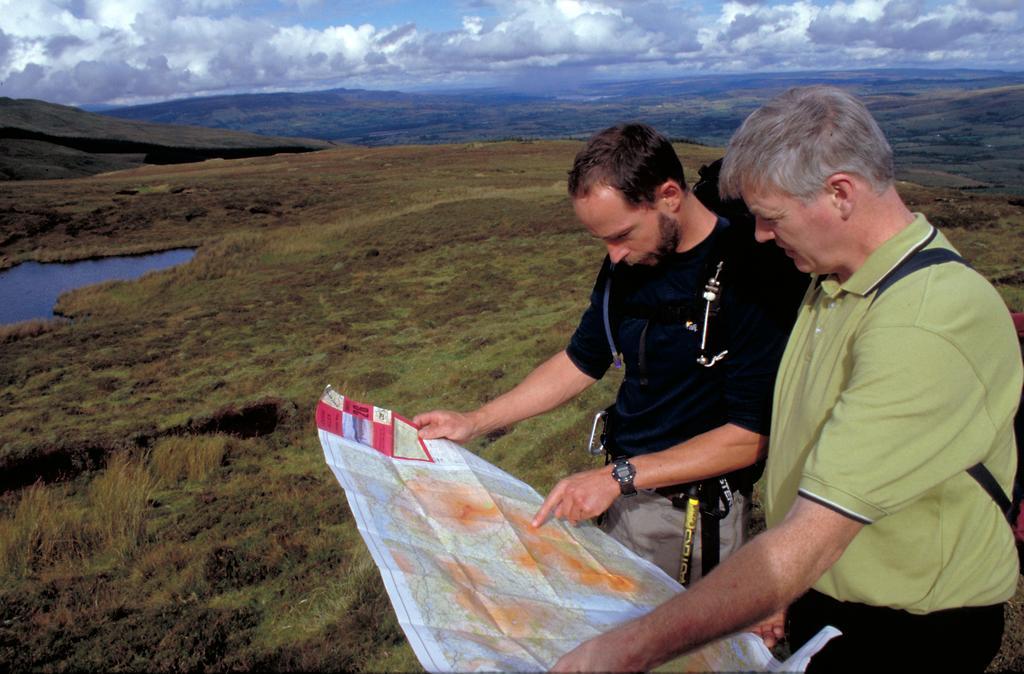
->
xmin=764 ymin=214 xmax=1020 ymax=613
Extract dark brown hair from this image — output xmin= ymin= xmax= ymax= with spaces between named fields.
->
xmin=567 ymin=123 xmax=687 ymax=206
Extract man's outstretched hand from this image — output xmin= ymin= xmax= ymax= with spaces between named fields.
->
xmin=532 ymin=467 xmax=619 ymax=528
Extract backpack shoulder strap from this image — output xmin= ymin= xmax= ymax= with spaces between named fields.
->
xmin=871 ymin=238 xmax=967 ymax=301
xmin=601 ymin=262 xmax=623 ymax=370
xmin=967 ymin=463 xmax=1014 ymax=518
xmin=868 ymin=239 xmax=1016 ymax=523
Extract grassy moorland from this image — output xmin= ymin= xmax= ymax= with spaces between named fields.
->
xmin=0 ymin=142 xmax=1022 ymax=671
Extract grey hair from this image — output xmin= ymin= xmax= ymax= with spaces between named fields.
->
xmin=719 ymin=85 xmax=895 ymax=202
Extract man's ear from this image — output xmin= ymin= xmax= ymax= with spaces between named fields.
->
xmin=826 ymin=173 xmax=857 ymax=219
xmin=654 ymin=180 xmax=684 ymax=211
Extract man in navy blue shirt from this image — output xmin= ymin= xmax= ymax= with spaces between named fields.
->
xmin=415 ymin=123 xmax=805 ymax=584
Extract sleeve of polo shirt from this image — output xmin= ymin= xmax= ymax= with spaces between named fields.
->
xmin=721 ymin=279 xmax=796 ymax=435
xmin=565 ymin=260 xmax=614 ymax=381
xmin=799 ymin=325 xmax=996 ymax=524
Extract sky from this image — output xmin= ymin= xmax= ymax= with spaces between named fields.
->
xmin=0 ymin=0 xmax=1021 ymax=107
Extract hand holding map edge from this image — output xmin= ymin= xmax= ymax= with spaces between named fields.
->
xmin=412 ymin=408 xmax=480 ymax=443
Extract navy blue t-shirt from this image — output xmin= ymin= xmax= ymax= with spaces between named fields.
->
xmin=566 ymin=217 xmax=806 ymax=459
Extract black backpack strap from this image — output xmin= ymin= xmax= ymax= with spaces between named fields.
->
xmin=701 ymin=507 xmax=719 ymax=576
xmin=870 ymin=233 xmax=965 ymax=300
xmin=967 ymin=463 xmax=1013 ymax=520
xmin=870 ymin=238 xmax=1015 ymax=523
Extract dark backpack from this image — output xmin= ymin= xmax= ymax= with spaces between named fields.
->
xmin=873 ymin=244 xmax=1024 ymax=572
xmin=692 ymin=158 xmax=755 ymax=231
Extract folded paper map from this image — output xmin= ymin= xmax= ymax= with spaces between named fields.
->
xmin=315 ymin=385 xmax=838 ymax=672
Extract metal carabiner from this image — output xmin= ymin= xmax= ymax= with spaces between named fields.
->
xmin=587 ymin=409 xmax=609 ymax=456
xmin=697 ymin=261 xmax=729 ymax=368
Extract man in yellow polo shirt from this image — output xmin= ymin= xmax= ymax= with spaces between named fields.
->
xmin=550 ymin=85 xmax=1020 ymax=673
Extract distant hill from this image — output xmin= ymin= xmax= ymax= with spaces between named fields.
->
xmin=102 ymin=88 xmax=558 ymax=146
xmin=0 ymin=98 xmax=334 ymax=180
xmin=102 ymin=68 xmax=1024 ymax=193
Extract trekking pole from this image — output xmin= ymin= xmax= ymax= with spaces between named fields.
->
xmin=677 ymin=484 xmax=701 ymax=587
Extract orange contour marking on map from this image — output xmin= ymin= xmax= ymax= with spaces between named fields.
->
xmin=454 ymin=586 xmax=559 ymax=640
xmin=441 ymin=557 xmax=494 ymax=588
xmin=454 ymin=586 xmax=495 ymax=628
xmin=506 ymin=512 xmax=638 ymax=593
xmin=580 ymin=569 xmax=637 ymax=593
xmin=460 ymin=629 xmax=522 ymax=655
xmin=390 ymin=549 xmax=417 ymax=575
xmin=513 ymin=550 xmax=540 ymax=572
xmin=508 ymin=512 xmax=572 ymax=547
xmin=488 ymin=601 xmax=540 ymax=639
xmin=406 ymin=478 xmax=503 ymax=532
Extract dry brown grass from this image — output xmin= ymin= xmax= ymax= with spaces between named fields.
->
xmin=0 ymin=317 xmax=69 ymax=343
xmin=88 ymin=452 xmax=157 ymax=559
xmin=0 ymin=483 xmax=89 ymax=577
xmin=0 ymin=453 xmax=157 ymax=579
xmin=149 ymin=434 xmax=230 ymax=484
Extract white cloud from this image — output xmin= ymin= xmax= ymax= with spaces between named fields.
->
xmin=462 ymin=15 xmax=484 ymax=35
xmin=706 ymin=0 xmax=821 ymax=68
xmin=0 ymin=0 xmax=1019 ymax=105
xmin=967 ymin=0 xmax=1020 ymax=10
xmin=704 ymin=0 xmax=1021 ymax=70
xmin=806 ymin=0 xmax=1013 ymax=56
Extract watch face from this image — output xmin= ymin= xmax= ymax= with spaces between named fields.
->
xmin=612 ymin=459 xmax=637 ymax=495
xmin=613 ymin=459 xmax=635 ymax=482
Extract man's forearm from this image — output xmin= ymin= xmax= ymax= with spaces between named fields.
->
xmin=629 ymin=423 xmax=767 ymax=491
xmin=553 ymin=498 xmax=862 ymax=671
xmin=531 ymin=420 xmax=766 ymax=527
xmin=611 ymin=531 xmax=791 ymax=670
xmin=469 ymin=350 xmax=595 ymax=437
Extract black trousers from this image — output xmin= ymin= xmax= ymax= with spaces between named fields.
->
xmin=788 ymin=589 xmax=1004 ymax=673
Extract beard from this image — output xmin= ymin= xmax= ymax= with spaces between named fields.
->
xmin=630 ymin=213 xmax=680 ymax=266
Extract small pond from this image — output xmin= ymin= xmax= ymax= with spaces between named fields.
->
xmin=0 ymin=248 xmax=196 ymax=325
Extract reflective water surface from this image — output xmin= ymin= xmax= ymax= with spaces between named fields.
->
xmin=0 ymin=249 xmax=196 ymax=325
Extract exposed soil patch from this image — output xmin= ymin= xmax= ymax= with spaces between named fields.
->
xmin=0 ymin=397 xmax=296 ymax=492
xmin=994 ymin=270 xmax=1024 ymax=285
xmin=0 ymin=442 xmax=112 ymax=493
xmin=186 ymin=397 xmax=296 ymax=439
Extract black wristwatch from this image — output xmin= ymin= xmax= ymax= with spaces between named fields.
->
xmin=611 ymin=458 xmax=637 ymax=497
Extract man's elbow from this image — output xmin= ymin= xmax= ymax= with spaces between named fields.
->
xmin=726 ymin=425 xmax=769 ymax=462
xmin=781 ymin=497 xmax=865 ymax=581
xmin=753 ymin=433 xmax=769 ymax=461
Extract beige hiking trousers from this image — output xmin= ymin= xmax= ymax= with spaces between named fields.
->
xmin=600 ymin=487 xmax=751 ymax=583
